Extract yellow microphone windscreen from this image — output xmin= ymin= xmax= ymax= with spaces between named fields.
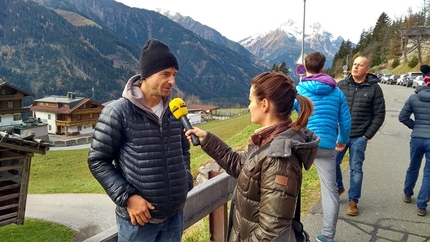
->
xmin=169 ymin=98 xmax=188 ymax=119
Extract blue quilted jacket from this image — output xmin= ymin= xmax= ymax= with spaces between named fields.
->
xmin=294 ymin=73 xmax=351 ymax=149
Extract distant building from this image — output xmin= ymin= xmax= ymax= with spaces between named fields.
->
xmin=30 ymin=92 xmax=103 ymax=136
xmin=0 ymin=81 xmax=50 ymax=140
xmin=187 ymin=104 xmax=219 ymax=122
xmin=0 ymin=81 xmax=32 ymax=127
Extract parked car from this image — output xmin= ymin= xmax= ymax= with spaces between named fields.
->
xmin=380 ymin=74 xmax=392 ymax=84
xmin=396 ymin=74 xmax=406 ymax=85
xmin=387 ymin=74 xmax=399 ymax=85
xmin=412 ymin=76 xmax=424 ymax=88
xmin=375 ymin=73 xmax=383 ymax=82
xmin=404 ymin=72 xmax=422 ymax=87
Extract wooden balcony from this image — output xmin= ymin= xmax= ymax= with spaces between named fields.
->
xmin=55 ymin=119 xmax=97 ymax=127
xmin=0 ymin=108 xmax=30 ymax=115
xmin=72 ymin=107 xmax=103 ymax=115
xmin=0 ymin=95 xmax=24 ymax=101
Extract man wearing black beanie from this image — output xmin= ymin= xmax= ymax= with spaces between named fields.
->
xmin=88 ymin=38 xmax=193 ymax=241
xmin=399 ymin=64 xmax=430 ymax=217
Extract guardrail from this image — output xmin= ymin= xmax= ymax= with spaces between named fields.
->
xmin=84 ymin=172 xmax=236 ymax=242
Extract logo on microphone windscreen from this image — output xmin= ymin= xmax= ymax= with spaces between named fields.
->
xmin=169 ymin=98 xmax=189 ymax=119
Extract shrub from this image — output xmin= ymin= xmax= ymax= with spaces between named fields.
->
xmin=391 ymin=58 xmax=400 ymax=68
xmin=408 ymin=56 xmax=419 ymax=68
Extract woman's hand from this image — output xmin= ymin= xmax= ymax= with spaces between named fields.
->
xmin=185 ymin=127 xmax=207 ymax=144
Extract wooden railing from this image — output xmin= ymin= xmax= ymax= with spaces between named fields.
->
xmin=83 ymin=172 xmax=236 ymax=242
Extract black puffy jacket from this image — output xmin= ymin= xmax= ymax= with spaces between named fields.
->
xmin=337 ymin=74 xmax=385 ymax=139
xmin=399 ymin=85 xmax=430 ymax=139
xmin=87 ymin=98 xmax=193 ymax=221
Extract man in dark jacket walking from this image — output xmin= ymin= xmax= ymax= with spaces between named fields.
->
xmin=398 ymin=64 xmax=430 ymax=217
xmin=87 ymin=39 xmax=193 ymax=242
xmin=336 ymin=56 xmax=386 ymax=216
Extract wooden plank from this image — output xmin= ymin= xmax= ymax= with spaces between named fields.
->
xmin=183 ymin=172 xmax=236 ymax=229
xmin=0 ymin=183 xmax=20 ymax=192
xmin=0 ymin=176 xmax=19 ymax=183
xmin=0 ymin=217 xmax=17 ymax=227
xmin=0 ymin=203 xmax=18 ymax=211
xmin=17 ymin=157 xmax=31 ymax=224
xmin=0 ymin=165 xmax=23 ymax=172
xmin=0 ymin=212 xmax=18 ymax=221
xmin=0 ymin=192 xmax=19 ymax=202
xmin=0 ymin=155 xmax=25 ymax=162
xmin=0 ymin=142 xmax=46 ymax=155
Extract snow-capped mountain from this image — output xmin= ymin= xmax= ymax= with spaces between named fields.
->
xmin=156 ymin=9 xmax=346 ymax=77
xmin=240 ymin=20 xmax=344 ymax=69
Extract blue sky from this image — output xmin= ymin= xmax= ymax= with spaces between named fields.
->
xmin=116 ymin=0 xmax=424 ymax=43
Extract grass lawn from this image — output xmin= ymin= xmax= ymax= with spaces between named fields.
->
xmin=0 ymin=218 xmax=75 ymax=242
xmin=0 ymin=111 xmax=349 ymax=242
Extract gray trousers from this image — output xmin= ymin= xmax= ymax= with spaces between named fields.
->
xmin=315 ymin=148 xmax=339 ymax=239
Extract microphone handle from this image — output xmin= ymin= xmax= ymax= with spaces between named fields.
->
xmin=180 ymin=116 xmax=201 ymax=146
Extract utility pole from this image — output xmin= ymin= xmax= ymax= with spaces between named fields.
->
xmin=301 ymin=0 xmax=306 ymax=64
xmin=299 ymin=0 xmax=306 ymax=81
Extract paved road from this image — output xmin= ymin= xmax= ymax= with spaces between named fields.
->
xmin=26 ymin=194 xmax=116 ymax=242
xmin=302 ymin=84 xmax=430 ymax=241
xmin=24 ymin=84 xmax=430 ymax=241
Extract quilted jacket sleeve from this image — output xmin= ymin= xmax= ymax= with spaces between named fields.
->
xmin=337 ymin=89 xmax=351 ymax=145
xmin=200 ymin=132 xmax=246 ymax=178
xmin=399 ymin=96 xmax=414 ymax=129
xmin=365 ymin=84 xmax=386 ymax=139
xmin=87 ymin=104 xmax=137 ymax=207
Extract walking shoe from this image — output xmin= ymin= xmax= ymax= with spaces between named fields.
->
xmin=316 ymin=234 xmax=335 ymax=242
xmin=346 ymin=201 xmax=359 ymax=216
xmin=338 ymin=187 xmax=345 ymax=196
xmin=417 ymin=208 xmax=427 ymax=216
xmin=403 ymin=194 xmax=411 ymax=203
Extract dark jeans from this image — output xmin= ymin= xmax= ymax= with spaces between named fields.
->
xmin=116 ymin=210 xmax=184 ymax=242
xmin=404 ymin=138 xmax=430 ymax=210
xmin=336 ymin=136 xmax=368 ymax=203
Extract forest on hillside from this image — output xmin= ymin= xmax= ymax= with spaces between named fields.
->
xmin=328 ymin=5 xmax=430 ymax=77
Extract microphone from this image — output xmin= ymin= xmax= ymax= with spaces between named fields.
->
xmin=169 ymin=98 xmax=200 ymax=146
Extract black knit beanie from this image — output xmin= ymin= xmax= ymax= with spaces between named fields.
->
xmin=140 ymin=39 xmax=179 ymax=80
xmin=420 ymin=64 xmax=430 ymax=77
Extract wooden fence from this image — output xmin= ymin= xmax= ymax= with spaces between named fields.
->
xmin=84 ymin=172 xmax=236 ymax=242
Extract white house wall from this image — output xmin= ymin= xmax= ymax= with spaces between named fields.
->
xmin=188 ymin=114 xmax=201 ymax=125
xmin=0 ymin=114 xmax=23 ymax=127
xmin=34 ymin=111 xmax=57 ymax=134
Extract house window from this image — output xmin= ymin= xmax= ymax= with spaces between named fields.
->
xmin=7 ymin=101 xmax=13 ymax=108
xmin=78 ymin=126 xmax=82 ymax=131
xmin=83 ymin=104 xmax=87 ymax=109
xmin=0 ymin=116 xmax=2 ymax=122
xmin=1 ymin=89 xmax=5 ymax=95
xmin=13 ymin=114 xmax=21 ymax=121
xmin=76 ymin=115 xmax=81 ymax=120
xmin=48 ymin=114 xmax=51 ymax=120
xmin=48 ymin=125 xmax=52 ymax=131
xmin=89 ymin=113 xmax=94 ymax=119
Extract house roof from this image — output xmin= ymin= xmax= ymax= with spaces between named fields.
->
xmin=30 ymin=98 xmax=102 ymax=114
xmin=187 ymin=104 xmax=219 ymax=112
xmin=0 ymin=131 xmax=51 ymax=155
xmin=0 ymin=81 xmax=33 ymax=96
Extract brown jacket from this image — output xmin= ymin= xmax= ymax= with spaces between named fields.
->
xmin=201 ymin=128 xmax=319 ymax=241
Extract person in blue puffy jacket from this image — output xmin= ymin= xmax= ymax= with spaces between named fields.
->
xmin=293 ymin=51 xmax=351 ymax=242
